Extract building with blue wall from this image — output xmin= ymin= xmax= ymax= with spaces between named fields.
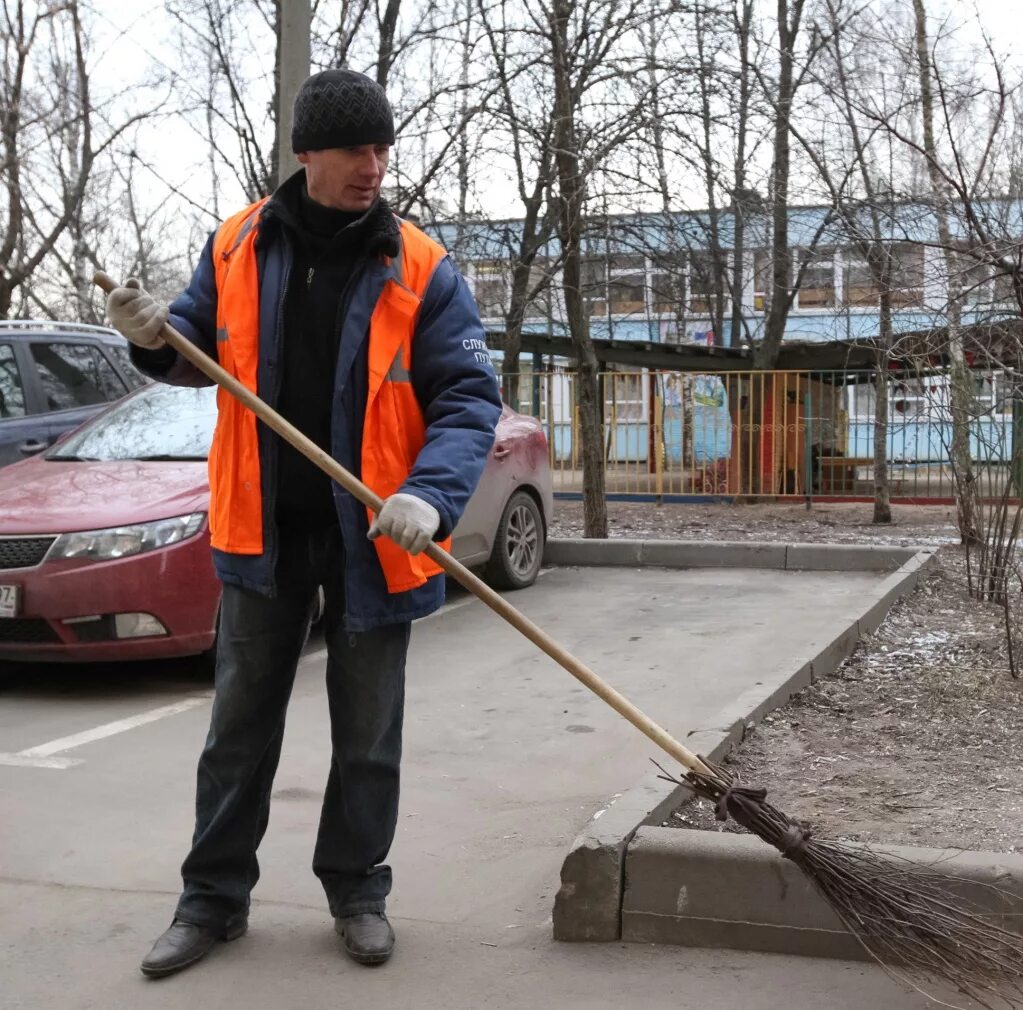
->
xmin=428 ymin=202 xmax=1021 ymax=350
xmin=428 ymin=203 xmax=1022 ymax=484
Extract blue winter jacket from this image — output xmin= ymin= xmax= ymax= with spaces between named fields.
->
xmin=131 ymin=188 xmax=502 ymax=631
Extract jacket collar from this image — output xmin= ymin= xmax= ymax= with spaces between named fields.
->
xmin=258 ymin=169 xmax=400 ymax=259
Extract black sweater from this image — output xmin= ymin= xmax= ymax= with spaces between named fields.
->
xmin=268 ymin=177 xmax=384 ymax=529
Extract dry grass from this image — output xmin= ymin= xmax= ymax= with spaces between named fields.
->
xmin=547 ymin=501 xmax=1022 ymax=851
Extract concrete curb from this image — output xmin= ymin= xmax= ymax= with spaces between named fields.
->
xmin=543 ymin=538 xmax=929 ymax=573
xmin=622 ymin=828 xmax=1023 ymax=958
xmin=552 ymin=730 xmax=731 ymax=941
xmin=551 ymin=540 xmax=938 ymax=944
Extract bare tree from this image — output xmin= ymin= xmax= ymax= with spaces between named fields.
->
xmin=622 ymin=0 xmax=767 ymax=351
xmin=911 ymin=0 xmax=977 ymax=543
xmin=166 ymin=0 xmax=278 ymax=199
xmin=836 ymin=2 xmax=1023 ymax=540
xmin=690 ymin=0 xmax=730 ymax=345
xmin=0 ymin=0 xmax=163 ymax=320
xmin=545 ymin=0 xmax=652 ymax=537
xmin=729 ymin=0 xmax=758 ymax=348
xmin=471 ymin=0 xmax=559 ymax=404
xmin=794 ymin=0 xmax=925 ymax=523
xmin=756 ymin=0 xmax=838 ymax=367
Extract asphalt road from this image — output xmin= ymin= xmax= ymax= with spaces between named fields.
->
xmin=0 ymin=568 xmax=944 ymax=1010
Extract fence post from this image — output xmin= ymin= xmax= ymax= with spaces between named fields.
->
xmin=546 ymin=371 xmax=556 ymax=482
xmin=1013 ymin=386 xmax=1023 ymax=497
xmin=532 ymin=352 xmax=542 ymax=417
xmin=647 ymin=371 xmax=656 ymax=477
xmin=653 ymin=375 xmax=664 ymax=501
xmin=804 ymin=388 xmax=813 ymax=511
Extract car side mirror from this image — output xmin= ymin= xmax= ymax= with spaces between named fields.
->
xmin=18 ymin=438 xmax=49 ymax=456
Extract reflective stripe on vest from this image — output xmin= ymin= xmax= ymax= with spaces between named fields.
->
xmin=209 ymin=202 xmax=451 ymax=593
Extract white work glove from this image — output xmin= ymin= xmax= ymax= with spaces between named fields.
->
xmin=368 ymin=493 xmax=441 ymax=555
xmin=106 ymin=278 xmax=169 ymax=350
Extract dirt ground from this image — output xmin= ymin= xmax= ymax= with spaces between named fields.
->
xmin=548 ymin=500 xmax=1023 ymax=853
xmin=548 ymin=499 xmax=959 ymax=547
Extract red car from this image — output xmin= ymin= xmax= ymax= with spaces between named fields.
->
xmin=0 ymin=384 xmax=551 ymax=664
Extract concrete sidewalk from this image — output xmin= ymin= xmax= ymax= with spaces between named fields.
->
xmin=0 ymin=566 xmax=935 ymax=1009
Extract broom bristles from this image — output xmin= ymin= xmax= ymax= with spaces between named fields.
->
xmin=672 ymin=759 xmax=1023 ymax=1009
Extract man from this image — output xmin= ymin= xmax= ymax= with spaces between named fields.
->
xmin=106 ymin=68 xmax=502 ymax=978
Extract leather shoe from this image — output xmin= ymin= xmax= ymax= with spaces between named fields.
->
xmin=140 ymin=917 xmax=247 ymax=978
xmin=335 ymin=912 xmax=395 ymax=965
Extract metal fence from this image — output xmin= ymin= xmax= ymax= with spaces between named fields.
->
xmin=507 ymin=369 xmax=1023 ymax=503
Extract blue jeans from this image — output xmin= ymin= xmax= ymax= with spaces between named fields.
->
xmin=175 ymin=527 xmax=410 ymax=928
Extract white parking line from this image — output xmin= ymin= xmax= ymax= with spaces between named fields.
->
xmin=0 ymin=753 xmax=82 ymax=770
xmin=3 ymin=569 xmax=555 ymax=771
xmin=0 ymin=693 xmax=213 ymax=770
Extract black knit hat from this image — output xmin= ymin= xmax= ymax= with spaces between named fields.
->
xmin=291 ymin=69 xmax=395 ymax=153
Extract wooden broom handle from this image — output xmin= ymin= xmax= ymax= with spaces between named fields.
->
xmin=94 ymin=271 xmax=711 ymax=778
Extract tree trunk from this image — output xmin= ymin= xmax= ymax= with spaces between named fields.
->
xmin=695 ymin=2 xmax=725 ymax=345
xmin=271 ymin=0 xmax=282 ymax=191
xmin=0 ymin=1 xmax=95 ymax=319
xmin=644 ymin=20 xmax=683 ymax=342
xmin=761 ymin=0 xmax=795 ymax=366
xmin=550 ymin=0 xmax=607 ymax=538
xmin=502 ymin=259 xmax=533 ymax=406
xmin=873 ymin=289 xmax=893 ymax=524
xmin=681 ymin=375 xmax=695 ymax=470
xmin=729 ymin=1 xmax=754 ymax=348
xmin=913 ymin=0 xmax=978 ymax=544
xmin=759 ymin=0 xmax=803 ymax=368
xmin=376 ymin=0 xmax=402 ymax=87
xmin=501 ymin=322 xmax=522 ymax=407
xmin=947 ymin=316 xmax=979 ymax=543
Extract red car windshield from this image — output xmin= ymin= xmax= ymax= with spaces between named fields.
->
xmin=48 ymin=385 xmax=217 ymax=462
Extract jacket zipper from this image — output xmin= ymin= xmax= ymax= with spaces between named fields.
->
xmin=265 ymin=242 xmax=292 ymax=594
xmin=332 ymin=264 xmax=367 ymax=633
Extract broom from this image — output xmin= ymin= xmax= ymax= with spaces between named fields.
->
xmin=94 ymin=271 xmax=1023 ymax=1008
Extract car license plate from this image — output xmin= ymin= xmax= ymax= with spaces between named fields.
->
xmin=0 ymin=585 xmax=20 ymax=618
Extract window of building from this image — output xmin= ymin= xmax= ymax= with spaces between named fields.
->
xmin=649 ymin=254 xmax=685 ymax=316
xmin=524 ymin=259 xmax=556 ymax=320
xmin=961 ymin=259 xmax=993 ymax=304
xmin=753 ymin=250 xmax=772 ymax=311
xmin=973 ymin=370 xmax=1016 ymax=415
xmin=0 ymin=344 xmax=26 ymax=418
xmin=689 ymin=252 xmax=727 ymax=315
xmin=889 ymin=375 xmax=949 ymax=420
xmin=472 ymin=261 xmax=508 ymax=317
xmin=30 ymin=342 xmax=127 ymax=411
xmin=889 ymin=244 xmax=924 ymax=307
xmin=957 ymin=255 xmax=1013 ymax=307
xmin=607 ymin=254 xmax=646 ymax=315
xmin=581 ymin=257 xmax=607 ymax=316
xmin=795 ymin=251 xmax=835 ymax=309
xmin=848 ymin=381 xmax=876 ymax=419
xmin=842 ymin=259 xmax=880 ymax=307
xmin=992 ymin=267 xmax=1015 ymax=305
xmin=605 ymin=370 xmax=646 ymax=422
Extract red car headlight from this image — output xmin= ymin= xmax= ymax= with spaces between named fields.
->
xmin=46 ymin=513 xmax=206 ymax=562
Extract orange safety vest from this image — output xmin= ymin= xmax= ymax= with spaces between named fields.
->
xmin=208 ymin=198 xmax=451 ymax=594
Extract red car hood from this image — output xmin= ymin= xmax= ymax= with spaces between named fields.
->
xmin=0 ymin=458 xmax=209 ymax=535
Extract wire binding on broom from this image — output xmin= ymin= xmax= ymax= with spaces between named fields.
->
xmin=655 ymin=757 xmax=1023 ymax=1010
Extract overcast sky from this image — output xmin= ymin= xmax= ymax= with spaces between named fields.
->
xmin=87 ymin=0 xmax=1023 ymax=228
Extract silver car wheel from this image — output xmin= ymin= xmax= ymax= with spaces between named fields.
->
xmin=506 ymin=501 xmax=539 ymax=577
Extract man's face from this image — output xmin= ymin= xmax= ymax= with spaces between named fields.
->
xmin=297 ymin=144 xmax=391 ymax=212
